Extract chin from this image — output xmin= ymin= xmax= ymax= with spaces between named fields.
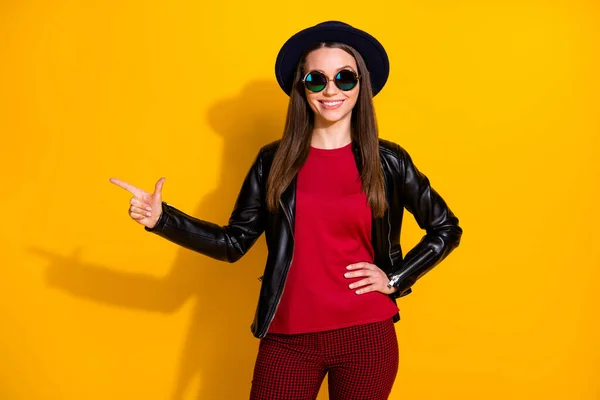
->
xmin=317 ymin=110 xmax=352 ymax=124
xmin=309 ymin=103 xmax=352 ymax=122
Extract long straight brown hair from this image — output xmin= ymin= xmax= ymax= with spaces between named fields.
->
xmin=266 ymin=42 xmax=387 ymax=218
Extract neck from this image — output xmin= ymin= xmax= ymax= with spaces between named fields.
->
xmin=310 ymin=113 xmax=353 ymax=149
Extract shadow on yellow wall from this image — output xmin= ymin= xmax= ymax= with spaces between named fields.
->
xmin=31 ymin=79 xmax=290 ymax=399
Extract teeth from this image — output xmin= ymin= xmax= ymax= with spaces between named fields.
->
xmin=322 ymin=101 xmax=343 ymax=106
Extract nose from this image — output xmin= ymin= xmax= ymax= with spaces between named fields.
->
xmin=323 ymin=78 xmax=339 ymax=96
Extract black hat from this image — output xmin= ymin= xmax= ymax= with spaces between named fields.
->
xmin=275 ymin=21 xmax=390 ymax=97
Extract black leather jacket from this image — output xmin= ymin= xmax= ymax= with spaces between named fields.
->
xmin=146 ymin=138 xmax=462 ymax=338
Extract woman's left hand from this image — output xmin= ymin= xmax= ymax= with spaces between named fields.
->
xmin=344 ymin=262 xmax=398 ymax=295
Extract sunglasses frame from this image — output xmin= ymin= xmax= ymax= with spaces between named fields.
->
xmin=301 ymin=69 xmax=361 ymax=93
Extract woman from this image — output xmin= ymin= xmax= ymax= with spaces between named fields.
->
xmin=110 ymin=21 xmax=462 ymax=400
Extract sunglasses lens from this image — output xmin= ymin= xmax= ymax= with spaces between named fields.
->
xmin=304 ymin=72 xmax=327 ymax=92
xmin=335 ymin=70 xmax=358 ymax=91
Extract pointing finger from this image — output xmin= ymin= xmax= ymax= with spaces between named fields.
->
xmin=109 ymin=178 xmax=145 ymax=198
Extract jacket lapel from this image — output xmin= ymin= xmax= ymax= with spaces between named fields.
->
xmin=352 ymin=140 xmax=391 ymax=269
xmin=280 ymin=175 xmax=297 ymax=234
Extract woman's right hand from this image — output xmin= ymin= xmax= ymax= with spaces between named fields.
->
xmin=109 ymin=177 xmax=166 ymax=229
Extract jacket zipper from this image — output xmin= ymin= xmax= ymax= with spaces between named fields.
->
xmin=388 ymin=248 xmax=434 ymax=288
xmin=385 ymin=197 xmax=393 ymax=268
xmin=381 ymin=168 xmax=394 ymax=268
xmin=259 ymin=198 xmax=295 ymax=338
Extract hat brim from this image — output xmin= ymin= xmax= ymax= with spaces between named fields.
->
xmin=275 ymin=23 xmax=389 ymax=97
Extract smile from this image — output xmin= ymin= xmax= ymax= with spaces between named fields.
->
xmin=319 ymin=100 xmax=344 ymax=110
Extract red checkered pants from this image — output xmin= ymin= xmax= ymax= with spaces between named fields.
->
xmin=250 ymin=318 xmax=399 ymax=400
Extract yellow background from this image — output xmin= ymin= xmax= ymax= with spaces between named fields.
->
xmin=1 ymin=0 xmax=598 ymax=399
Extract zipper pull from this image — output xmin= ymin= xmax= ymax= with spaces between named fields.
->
xmin=387 ymin=275 xmax=399 ymax=288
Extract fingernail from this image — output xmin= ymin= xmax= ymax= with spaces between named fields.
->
xmin=146 ymin=212 xmax=151 ymax=217
xmin=146 ymin=206 xmax=152 ymax=211
xmin=349 ymin=284 xmax=354 ymax=289
xmin=344 ymin=273 xmax=350 ymax=277
xmin=346 ymin=265 xmax=352 ymax=269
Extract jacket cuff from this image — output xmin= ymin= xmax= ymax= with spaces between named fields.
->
xmin=389 ymin=285 xmax=413 ymax=299
xmin=387 ymin=268 xmax=415 ymax=298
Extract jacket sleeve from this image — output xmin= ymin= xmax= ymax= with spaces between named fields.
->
xmin=144 ymin=150 xmax=267 ymax=263
xmin=387 ymin=146 xmax=463 ymax=295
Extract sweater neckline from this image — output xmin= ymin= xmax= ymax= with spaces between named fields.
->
xmin=309 ymin=141 xmax=352 ymax=156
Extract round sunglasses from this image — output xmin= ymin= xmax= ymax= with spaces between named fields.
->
xmin=301 ymin=69 xmax=360 ymax=93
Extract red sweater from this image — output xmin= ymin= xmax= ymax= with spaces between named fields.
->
xmin=267 ymin=142 xmax=399 ymax=334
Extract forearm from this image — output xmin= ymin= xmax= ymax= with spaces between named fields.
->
xmin=387 ymin=218 xmax=462 ymax=294
xmin=145 ymin=202 xmax=237 ymax=262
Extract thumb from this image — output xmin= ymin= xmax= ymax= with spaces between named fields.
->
xmin=153 ymin=177 xmax=166 ymax=202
